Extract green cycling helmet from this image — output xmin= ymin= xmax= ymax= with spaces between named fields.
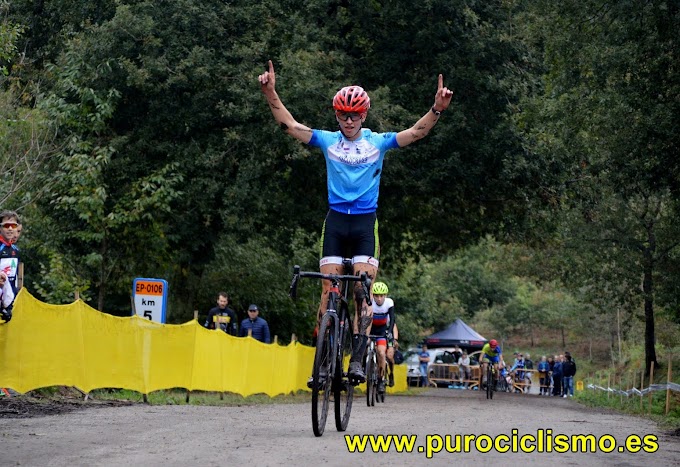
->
xmin=373 ymin=281 xmax=389 ymax=295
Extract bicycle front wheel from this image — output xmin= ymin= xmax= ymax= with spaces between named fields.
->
xmin=379 ymin=364 xmax=388 ymax=403
xmin=334 ymin=314 xmax=354 ymax=431
xmin=486 ymin=365 xmax=494 ymax=400
xmin=312 ymin=313 xmax=334 ymax=437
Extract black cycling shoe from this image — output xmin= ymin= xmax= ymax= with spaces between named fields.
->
xmin=378 ymin=380 xmax=386 ymax=393
xmin=348 ymin=361 xmax=366 ymax=384
xmin=388 ymin=373 xmax=394 ymax=387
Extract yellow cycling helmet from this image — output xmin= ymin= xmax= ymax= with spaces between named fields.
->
xmin=373 ymin=282 xmax=389 ymax=295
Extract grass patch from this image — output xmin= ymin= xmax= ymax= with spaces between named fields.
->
xmin=89 ymin=388 xmax=313 ymax=406
xmin=25 ymin=385 xmax=415 ymax=407
xmin=577 ymin=387 xmax=680 ymax=432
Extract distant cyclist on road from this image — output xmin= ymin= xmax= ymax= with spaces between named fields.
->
xmin=480 ymin=339 xmax=503 ymax=388
xmin=369 ymin=281 xmax=397 ymax=391
xmin=259 ymin=60 xmax=453 ymax=382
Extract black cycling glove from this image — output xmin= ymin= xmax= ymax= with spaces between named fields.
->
xmin=0 ymin=306 xmax=12 ymax=323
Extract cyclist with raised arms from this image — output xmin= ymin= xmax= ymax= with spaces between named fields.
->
xmin=480 ymin=339 xmax=503 ymax=388
xmin=369 ymin=281 xmax=397 ymax=391
xmin=259 ymin=60 xmax=453 ymax=381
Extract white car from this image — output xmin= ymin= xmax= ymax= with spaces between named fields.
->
xmin=404 ymin=347 xmax=459 ymax=386
xmin=404 ymin=348 xmax=483 ymax=387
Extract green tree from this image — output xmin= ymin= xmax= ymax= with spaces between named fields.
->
xmin=29 ymin=30 xmax=183 ymax=311
xmin=0 ymin=6 xmax=56 ymax=208
xmin=514 ymin=0 xmax=680 ymax=371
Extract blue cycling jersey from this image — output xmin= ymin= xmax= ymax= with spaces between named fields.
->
xmin=309 ymin=129 xmax=399 ymax=214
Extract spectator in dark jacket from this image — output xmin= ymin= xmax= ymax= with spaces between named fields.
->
xmin=240 ymin=304 xmax=271 ymax=343
xmin=552 ymin=354 xmax=563 ymax=396
xmin=204 ymin=292 xmax=238 ymax=336
xmin=562 ymin=352 xmax=577 ymax=398
xmin=524 ymin=353 xmax=534 ymax=370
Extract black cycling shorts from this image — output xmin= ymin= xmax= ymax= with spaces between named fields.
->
xmin=320 ymin=209 xmax=379 ymax=260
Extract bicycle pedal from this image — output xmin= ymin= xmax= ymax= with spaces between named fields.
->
xmin=348 ymin=375 xmax=365 ymax=386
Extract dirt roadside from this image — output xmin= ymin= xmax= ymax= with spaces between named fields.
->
xmin=1 ymin=389 xmax=679 ymax=466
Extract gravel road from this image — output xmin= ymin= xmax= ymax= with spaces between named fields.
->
xmin=1 ymin=389 xmax=678 ymax=466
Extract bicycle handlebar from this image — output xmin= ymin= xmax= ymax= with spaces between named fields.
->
xmin=289 ymin=265 xmax=372 ymax=306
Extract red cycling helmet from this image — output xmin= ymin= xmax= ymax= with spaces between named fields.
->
xmin=489 ymin=339 xmax=498 ymax=347
xmin=333 ymin=86 xmax=370 ymax=113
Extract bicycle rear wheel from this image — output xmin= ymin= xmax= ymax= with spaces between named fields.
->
xmin=365 ymin=348 xmax=376 ymax=407
xmin=312 ymin=313 xmax=334 ymax=437
xmin=334 ymin=313 xmax=354 ymax=431
xmin=486 ymin=365 xmax=494 ymax=400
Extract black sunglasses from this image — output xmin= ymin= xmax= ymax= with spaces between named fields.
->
xmin=336 ymin=111 xmax=362 ymax=121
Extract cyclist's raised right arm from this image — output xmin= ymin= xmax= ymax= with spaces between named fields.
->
xmin=259 ymin=60 xmax=313 ymax=144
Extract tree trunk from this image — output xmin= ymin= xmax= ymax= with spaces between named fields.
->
xmin=98 ymin=235 xmax=108 ymax=312
xmin=643 ymin=240 xmax=659 ymax=374
xmin=616 ymin=308 xmax=622 ymax=362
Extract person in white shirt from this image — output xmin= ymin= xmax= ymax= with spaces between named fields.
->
xmin=458 ymin=351 xmax=471 ymax=388
xmin=0 ymin=271 xmax=14 ymax=323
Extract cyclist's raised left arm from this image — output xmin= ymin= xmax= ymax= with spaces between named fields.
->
xmin=387 ymin=304 xmax=396 ymax=336
xmin=396 ymin=74 xmax=453 ymax=148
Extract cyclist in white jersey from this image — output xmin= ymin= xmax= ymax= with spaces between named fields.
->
xmin=259 ymin=60 xmax=453 ymax=381
xmin=369 ymin=281 xmax=397 ymax=391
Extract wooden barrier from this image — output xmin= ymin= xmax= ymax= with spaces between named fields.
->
xmin=428 ymin=363 xmax=458 ymax=386
xmin=468 ymin=367 xmax=481 ymax=389
xmin=427 ymin=364 xmax=480 ymax=390
xmin=17 ymin=262 xmax=24 ymax=290
xmin=427 ymin=364 xmax=546 ymax=394
xmin=508 ymin=369 xmax=537 ymax=393
xmin=537 ymin=370 xmax=551 ymax=394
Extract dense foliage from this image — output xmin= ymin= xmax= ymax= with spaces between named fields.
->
xmin=2 ymin=1 xmax=679 ymax=366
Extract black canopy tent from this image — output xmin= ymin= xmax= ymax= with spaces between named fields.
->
xmin=425 ymin=318 xmax=487 ymax=350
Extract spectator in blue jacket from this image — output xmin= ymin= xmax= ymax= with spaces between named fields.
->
xmin=240 ymin=304 xmax=271 ymax=343
xmin=418 ymin=344 xmax=431 ymax=387
xmin=537 ymin=356 xmax=550 ymax=395
xmin=509 ymin=353 xmax=527 ymax=393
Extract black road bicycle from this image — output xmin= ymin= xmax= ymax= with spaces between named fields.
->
xmin=365 ymin=335 xmax=388 ymax=406
xmin=484 ymin=361 xmax=497 ymax=400
xmin=365 ymin=335 xmax=378 ymax=407
xmin=290 ymin=261 xmax=371 ymax=437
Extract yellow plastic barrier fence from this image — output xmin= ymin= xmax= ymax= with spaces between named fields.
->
xmin=0 ymin=289 xmax=406 ymax=396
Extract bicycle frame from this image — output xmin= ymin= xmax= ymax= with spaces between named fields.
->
xmin=482 ymin=360 xmax=498 ymax=400
xmin=366 ymin=334 xmax=388 ymax=405
xmin=290 ymin=262 xmax=372 ymax=436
